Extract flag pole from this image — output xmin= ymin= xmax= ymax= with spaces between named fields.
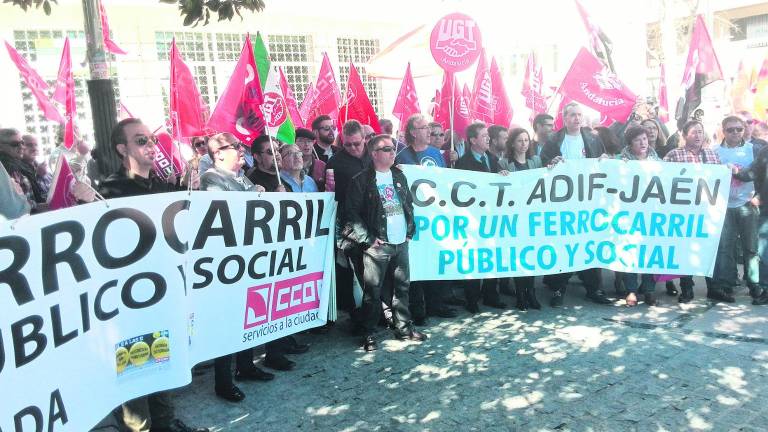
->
xmin=266 ymin=131 xmax=282 ymax=189
xmin=449 ymin=76 xmax=455 ymax=156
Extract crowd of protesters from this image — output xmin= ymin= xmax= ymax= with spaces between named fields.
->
xmin=2 ymin=101 xmax=768 ymax=432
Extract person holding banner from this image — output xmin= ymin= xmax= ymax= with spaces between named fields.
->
xmin=499 ymin=127 xmax=542 ymax=310
xmin=198 ymin=132 xmax=271 ymax=403
xmin=539 ymin=102 xmax=612 ymax=307
xmin=99 ymin=118 xmax=208 ymax=432
xmin=619 ymin=126 xmax=661 ymax=306
xmin=530 ymin=114 xmax=554 ymax=158
xmin=663 ymin=120 xmax=722 ymax=303
xmin=345 ymin=133 xmax=426 ymax=351
xmin=455 ymin=122 xmax=511 ymax=313
xmin=0 ymin=161 xmax=31 ymax=220
xmin=280 ymin=144 xmax=319 ymax=192
xmin=247 ymin=135 xmax=289 ymax=192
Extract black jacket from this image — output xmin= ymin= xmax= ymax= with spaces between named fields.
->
xmin=246 ymin=166 xmax=292 ymax=192
xmin=98 ymin=166 xmax=182 ymax=199
xmin=540 ymin=127 xmax=606 ymax=166
xmin=454 ymin=150 xmax=501 ymax=173
xmin=732 ymin=144 xmax=768 ymax=213
xmin=344 ymin=166 xmax=414 ymax=249
xmin=326 ymin=149 xmax=370 ymax=211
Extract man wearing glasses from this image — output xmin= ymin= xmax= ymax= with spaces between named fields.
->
xmin=246 ymin=135 xmax=288 ymax=193
xmin=345 ymin=134 xmax=427 ymax=351
xmin=311 ymin=115 xmax=339 ymax=162
xmin=98 ymin=118 xmax=208 ymax=432
xmin=712 ymin=116 xmax=760 ymax=303
xmin=0 ymin=128 xmax=37 ymax=207
xmin=279 ymin=144 xmax=318 ymax=192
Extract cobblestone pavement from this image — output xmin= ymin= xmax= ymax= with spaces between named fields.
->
xmin=174 ymin=276 xmax=768 ymax=431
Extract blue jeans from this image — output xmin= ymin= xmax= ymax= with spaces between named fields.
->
xmin=623 ymin=273 xmax=656 ymax=294
xmin=361 ymin=241 xmax=411 ymax=333
xmin=713 ymin=203 xmax=759 ymax=292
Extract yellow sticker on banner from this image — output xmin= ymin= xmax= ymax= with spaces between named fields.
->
xmin=129 ymin=341 xmax=150 ymax=366
xmin=151 ymin=337 xmax=170 ymax=360
xmin=115 ymin=347 xmax=129 ymax=373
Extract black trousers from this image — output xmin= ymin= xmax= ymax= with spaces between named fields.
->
xmin=361 ymin=242 xmax=411 ymax=333
xmin=465 ymin=278 xmax=502 ymax=305
xmin=543 ymin=268 xmax=602 ymax=294
xmin=213 ymin=340 xmax=284 ymax=389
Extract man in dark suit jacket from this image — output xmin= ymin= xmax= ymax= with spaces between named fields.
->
xmin=538 ymin=102 xmax=612 ymax=308
xmin=454 ymin=122 xmax=510 ymax=313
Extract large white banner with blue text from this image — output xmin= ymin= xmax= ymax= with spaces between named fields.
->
xmin=402 ymin=160 xmax=730 ymax=281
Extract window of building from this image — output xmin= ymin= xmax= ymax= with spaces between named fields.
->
xmin=267 ymin=34 xmax=314 ymax=102
xmin=12 ymin=30 xmax=120 ymax=160
xmin=337 ymin=37 xmax=382 ymax=114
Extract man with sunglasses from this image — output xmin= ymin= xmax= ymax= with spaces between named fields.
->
xmin=311 ymin=115 xmax=339 ymax=162
xmin=99 ymin=118 xmax=208 ymax=432
xmin=0 ymin=128 xmax=40 ymax=209
xmin=711 ymin=116 xmax=760 ymax=303
xmin=247 ymin=135 xmax=289 ymax=193
xmin=345 ymin=134 xmax=427 ymax=351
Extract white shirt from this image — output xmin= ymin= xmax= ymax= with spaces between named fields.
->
xmin=375 ymin=170 xmax=407 ymax=244
xmin=561 ymin=132 xmax=586 ymax=160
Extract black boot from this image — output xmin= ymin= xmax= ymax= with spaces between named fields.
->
xmin=666 ymin=281 xmax=678 ymax=296
xmin=516 ymin=287 xmax=528 ymax=311
xmin=753 ymin=290 xmax=768 ymax=305
xmin=526 ymin=286 xmax=541 ymax=310
xmin=678 ymin=286 xmax=694 ymax=303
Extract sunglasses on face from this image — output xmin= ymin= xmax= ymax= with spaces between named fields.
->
xmin=430 ymin=132 xmax=445 ymax=137
xmin=374 ymin=146 xmax=395 ymax=153
xmin=193 ymin=140 xmax=206 ymax=148
xmin=219 ymin=142 xmax=244 ymax=152
xmin=725 ymin=127 xmax=744 ymax=134
xmin=134 ymin=135 xmax=158 ymax=146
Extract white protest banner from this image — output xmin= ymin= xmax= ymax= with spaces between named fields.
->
xmin=0 ymin=191 xmax=336 ymax=432
xmin=182 ymin=192 xmax=336 ymax=364
xmin=402 ymin=160 xmax=729 ymax=281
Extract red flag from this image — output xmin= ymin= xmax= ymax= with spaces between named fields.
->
xmin=456 ymin=82 xmax=472 ymax=137
xmin=206 ymin=35 xmax=265 ymax=146
xmin=118 ymin=101 xmax=134 ymax=120
xmin=676 ymin=15 xmax=723 ymax=124
xmin=429 ymin=89 xmax=440 ymax=120
xmin=522 ymin=51 xmax=547 ymax=115
xmin=279 ymin=67 xmax=304 ymax=128
xmin=574 ymin=0 xmax=605 ymax=58
xmin=47 ymin=153 xmax=77 ymax=211
xmin=298 ymin=83 xmax=316 ymax=127
xmin=4 ymin=41 xmax=64 ymax=123
xmin=470 ymin=49 xmax=494 ymax=124
xmin=153 ymin=132 xmax=187 ymax=179
xmin=658 ymin=63 xmax=670 ymax=123
xmin=58 ymin=38 xmax=77 ymax=150
xmin=433 ymin=70 xmax=453 ymax=129
xmin=306 ymin=53 xmax=342 ymax=124
xmin=751 ymin=57 xmax=768 ymax=94
xmin=338 ymin=63 xmax=381 ymax=132
xmin=392 ymin=63 xmax=421 ymax=132
xmin=99 ymin=0 xmax=127 ymax=55
xmin=558 ymin=47 xmax=637 ymax=124
xmin=489 ymin=57 xmax=513 ymax=128
xmin=52 ymin=39 xmax=71 ymax=105
xmin=170 ymin=39 xmax=209 ymax=139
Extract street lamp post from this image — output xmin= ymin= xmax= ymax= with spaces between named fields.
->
xmin=81 ymin=0 xmax=120 ymax=176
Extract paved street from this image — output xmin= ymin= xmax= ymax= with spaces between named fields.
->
xmin=174 ymin=276 xmax=768 ymax=431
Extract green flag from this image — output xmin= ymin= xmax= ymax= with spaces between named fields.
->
xmin=253 ymin=32 xmax=295 ymax=144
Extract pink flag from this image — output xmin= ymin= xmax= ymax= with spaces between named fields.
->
xmin=306 ymin=53 xmax=342 ymax=124
xmin=658 ymin=63 xmax=670 ymax=123
xmin=52 ymin=39 xmax=71 ymax=105
xmin=206 ymin=35 xmax=265 ymax=146
xmin=574 ymin=0 xmax=604 ymax=58
xmin=522 ymin=51 xmax=547 ymax=116
xmin=99 ymin=0 xmax=127 ymax=55
xmin=47 ymin=153 xmax=77 ymax=211
xmin=433 ymin=70 xmax=453 ymax=130
xmin=677 ymin=15 xmax=723 ymax=123
xmin=57 ymin=38 xmax=77 ymax=150
xmin=279 ymin=67 xmax=304 ymax=128
xmin=5 ymin=41 xmax=64 ymax=123
xmin=489 ymin=57 xmax=513 ymax=128
xmin=751 ymin=57 xmax=768 ymax=94
xmin=429 ymin=89 xmax=439 ymax=119
xmin=456 ymin=82 xmax=472 ymax=137
xmin=338 ymin=63 xmax=381 ymax=132
xmin=153 ymin=132 xmax=187 ymax=179
xmin=298 ymin=83 xmax=316 ymax=127
xmin=470 ymin=49 xmax=494 ymax=124
xmin=170 ymin=39 xmax=209 ymax=138
xmin=558 ymin=47 xmax=637 ymax=124
xmin=392 ymin=63 xmax=421 ymax=132
xmin=118 ymin=101 xmax=134 ymax=120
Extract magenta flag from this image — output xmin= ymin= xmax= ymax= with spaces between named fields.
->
xmin=558 ymin=48 xmax=637 ymax=124
xmin=456 ymin=82 xmax=472 ymax=137
xmin=99 ymin=0 xmax=127 ymax=55
xmin=574 ymin=0 xmax=604 ymax=57
xmin=470 ymin=49 xmax=494 ymax=124
xmin=47 ymin=153 xmax=77 ymax=211
xmin=5 ymin=41 xmax=64 ymax=123
xmin=57 ymin=38 xmax=77 ymax=150
xmin=658 ymin=63 xmax=670 ymax=123
xmin=170 ymin=39 xmax=209 ymax=138
xmin=153 ymin=132 xmax=187 ymax=179
xmin=306 ymin=53 xmax=342 ymax=124
xmin=433 ymin=70 xmax=453 ymax=130
xmin=522 ymin=51 xmax=547 ymax=116
xmin=52 ymin=39 xmax=71 ymax=105
xmin=298 ymin=83 xmax=316 ymax=127
xmin=392 ymin=63 xmax=421 ymax=132
xmin=337 ymin=62 xmax=380 ymax=131
xmin=489 ymin=57 xmax=513 ymax=128
xmin=206 ymin=35 xmax=265 ymax=146
xmin=677 ymin=15 xmax=723 ymax=123
xmin=279 ymin=67 xmax=304 ymax=128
